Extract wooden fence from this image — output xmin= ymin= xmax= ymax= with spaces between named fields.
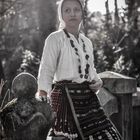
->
xmin=98 ymin=71 xmax=139 ymax=140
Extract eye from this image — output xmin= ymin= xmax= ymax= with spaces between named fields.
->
xmin=74 ymin=7 xmax=81 ymax=13
xmin=64 ymin=8 xmax=71 ymax=14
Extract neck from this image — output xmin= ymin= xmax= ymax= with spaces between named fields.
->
xmin=65 ymin=27 xmax=79 ymax=38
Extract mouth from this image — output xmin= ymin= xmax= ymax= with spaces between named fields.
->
xmin=69 ymin=18 xmax=77 ymax=21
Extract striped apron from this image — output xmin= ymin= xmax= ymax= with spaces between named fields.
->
xmin=49 ymin=81 xmax=122 ymax=140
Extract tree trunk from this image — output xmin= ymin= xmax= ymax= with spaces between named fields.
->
xmin=105 ymin=0 xmax=112 ymax=31
xmin=114 ymin=0 xmax=120 ymax=24
xmin=37 ymin=0 xmax=57 ymax=40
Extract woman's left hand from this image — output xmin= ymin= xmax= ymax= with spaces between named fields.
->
xmin=89 ymin=79 xmax=103 ymax=92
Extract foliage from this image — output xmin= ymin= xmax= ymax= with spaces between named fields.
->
xmin=4 ymin=46 xmax=23 ymax=87
xmin=0 ymin=0 xmax=57 ymax=89
xmin=0 ymin=0 xmax=39 ymax=56
xmin=4 ymin=47 xmax=40 ymax=89
xmin=0 ymin=0 xmax=57 ymax=57
xmin=85 ymin=1 xmax=140 ymax=86
xmin=18 ymin=50 xmax=40 ymax=78
xmin=0 ymin=0 xmax=140 ymax=87
xmin=86 ymin=12 xmax=116 ymax=72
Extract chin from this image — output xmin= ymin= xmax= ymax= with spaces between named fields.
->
xmin=68 ymin=23 xmax=80 ymax=28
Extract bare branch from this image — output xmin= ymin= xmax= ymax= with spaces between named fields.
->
xmin=0 ymin=79 xmax=5 ymax=96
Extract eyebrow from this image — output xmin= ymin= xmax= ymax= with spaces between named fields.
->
xmin=63 ymin=6 xmax=81 ymax=9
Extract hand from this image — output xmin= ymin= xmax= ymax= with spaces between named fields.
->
xmin=89 ymin=79 xmax=103 ymax=92
xmin=35 ymin=90 xmax=48 ymax=102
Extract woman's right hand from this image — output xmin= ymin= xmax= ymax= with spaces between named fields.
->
xmin=89 ymin=79 xmax=103 ymax=92
xmin=35 ymin=90 xmax=48 ymax=102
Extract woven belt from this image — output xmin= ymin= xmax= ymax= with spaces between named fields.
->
xmin=55 ymin=81 xmax=91 ymax=90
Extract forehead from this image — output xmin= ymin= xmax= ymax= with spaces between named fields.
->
xmin=62 ymin=0 xmax=82 ymax=8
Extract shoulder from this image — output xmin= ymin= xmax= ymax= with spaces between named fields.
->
xmin=46 ymin=30 xmax=64 ymax=41
xmin=43 ymin=30 xmax=64 ymax=51
xmin=80 ymin=33 xmax=93 ymax=46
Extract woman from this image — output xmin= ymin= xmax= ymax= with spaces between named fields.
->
xmin=36 ymin=0 xmax=122 ymax=139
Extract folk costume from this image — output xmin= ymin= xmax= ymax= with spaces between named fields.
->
xmin=38 ymin=0 xmax=122 ymax=139
xmin=38 ymin=30 xmax=121 ymax=140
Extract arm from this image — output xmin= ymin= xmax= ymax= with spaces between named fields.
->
xmin=88 ymin=40 xmax=103 ymax=92
xmin=36 ymin=33 xmax=60 ymax=101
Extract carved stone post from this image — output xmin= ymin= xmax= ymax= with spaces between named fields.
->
xmin=0 ymin=72 xmax=53 ymax=140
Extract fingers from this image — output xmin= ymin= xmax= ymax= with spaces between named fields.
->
xmin=89 ymin=79 xmax=103 ymax=92
xmin=35 ymin=93 xmax=46 ymax=101
xmin=35 ymin=90 xmax=49 ymax=103
xmin=41 ymin=96 xmax=47 ymax=102
xmin=36 ymin=94 xmax=51 ymax=104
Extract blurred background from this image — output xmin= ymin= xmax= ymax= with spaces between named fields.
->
xmin=0 ymin=0 xmax=140 ymax=89
xmin=0 ymin=0 xmax=140 ymax=140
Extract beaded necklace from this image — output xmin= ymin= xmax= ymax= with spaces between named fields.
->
xmin=63 ymin=29 xmax=90 ymax=79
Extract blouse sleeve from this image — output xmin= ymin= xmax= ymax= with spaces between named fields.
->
xmin=38 ymin=33 xmax=60 ymax=94
xmin=89 ymin=39 xmax=102 ymax=82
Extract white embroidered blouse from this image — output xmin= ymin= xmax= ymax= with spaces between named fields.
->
xmin=38 ymin=29 xmax=101 ymax=94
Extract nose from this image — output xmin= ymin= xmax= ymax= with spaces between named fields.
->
xmin=70 ymin=10 xmax=76 ymax=17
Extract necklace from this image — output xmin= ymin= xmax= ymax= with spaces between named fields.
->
xmin=63 ymin=29 xmax=90 ymax=79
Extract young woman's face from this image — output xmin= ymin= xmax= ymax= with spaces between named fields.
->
xmin=62 ymin=0 xmax=83 ymax=29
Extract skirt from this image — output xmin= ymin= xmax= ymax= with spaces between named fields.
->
xmin=49 ymin=81 xmax=122 ymax=140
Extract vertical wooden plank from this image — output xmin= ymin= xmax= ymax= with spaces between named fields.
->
xmin=120 ymin=94 xmax=133 ymax=140
xmin=99 ymin=71 xmax=137 ymax=140
xmin=133 ymin=106 xmax=140 ymax=140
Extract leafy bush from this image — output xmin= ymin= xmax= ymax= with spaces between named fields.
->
xmin=17 ymin=50 xmax=40 ymax=78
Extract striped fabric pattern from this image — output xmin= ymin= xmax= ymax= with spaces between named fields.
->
xmin=50 ymin=82 xmax=121 ymax=140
